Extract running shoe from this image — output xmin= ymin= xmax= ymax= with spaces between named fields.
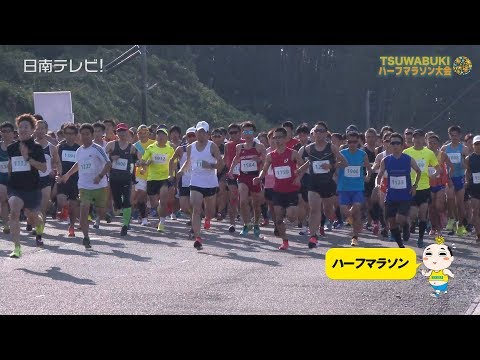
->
xmin=36 ymin=235 xmax=44 ymax=247
xmin=278 ymin=240 xmax=289 ymax=250
xmin=121 ymin=225 xmax=128 ymax=236
xmin=105 ymin=213 xmax=112 ymax=224
xmin=228 ymin=225 xmax=235 ymax=233
xmin=9 ymin=245 xmax=21 ymax=258
xmin=240 ymin=225 xmax=249 ymax=236
xmin=350 ymin=237 xmax=359 ymax=246
xmin=299 ymin=226 xmax=309 ymax=236
xmin=445 ymin=218 xmax=455 ymax=231
xmin=3 ymin=225 xmax=10 ymax=234
xmin=157 ymin=223 xmax=165 ymax=232
xmin=194 ymin=237 xmax=203 ymax=250
xmin=253 ymin=225 xmax=261 ymax=238
xmin=319 ymin=226 xmax=325 ymax=237
xmin=204 ymin=218 xmax=211 ymax=230
xmin=83 ymin=237 xmax=92 ymax=249
xmin=308 ymin=235 xmax=318 ymax=249
xmin=372 ymin=223 xmax=379 ymax=236
xmin=457 ymin=225 xmax=468 ymax=236
xmin=68 ymin=225 xmax=75 ymax=237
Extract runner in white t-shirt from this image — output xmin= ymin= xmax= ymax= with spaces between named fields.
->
xmin=57 ymin=123 xmax=111 ymax=249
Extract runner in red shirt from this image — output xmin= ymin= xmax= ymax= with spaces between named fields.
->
xmin=254 ymin=127 xmax=304 ymax=250
xmin=282 ymin=120 xmax=300 ymax=149
xmin=228 ymin=121 xmax=266 ymax=238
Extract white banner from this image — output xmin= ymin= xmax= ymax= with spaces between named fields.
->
xmin=33 ymin=91 xmax=74 ymax=131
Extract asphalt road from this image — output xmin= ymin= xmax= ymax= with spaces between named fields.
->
xmin=1 ymin=215 xmax=479 ymax=315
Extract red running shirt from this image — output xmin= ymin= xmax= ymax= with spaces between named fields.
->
xmin=270 ymin=147 xmax=300 ymax=192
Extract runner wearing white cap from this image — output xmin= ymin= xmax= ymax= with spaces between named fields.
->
xmin=177 ymin=121 xmax=224 ymax=250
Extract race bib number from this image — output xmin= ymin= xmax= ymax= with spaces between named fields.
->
xmin=62 ymin=150 xmax=77 ymax=162
xmin=240 ymin=159 xmax=257 ymax=172
xmin=153 ymin=153 xmax=167 ymax=164
xmin=11 ymin=156 xmax=31 ymax=172
xmin=232 ymin=163 xmax=240 ymax=175
xmin=193 ymin=160 xmax=204 ymax=170
xmin=80 ymin=159 xmax=95 ymax=175
xmin=0 ymin=161 xmax=8 ymax=173
xmin=390 ymin=176 xmax=407 ymax=189
xmin=112 ymin=158 xmax=128 ymax=171
xmin=312 ymin=160 xmax=329 ymax=174
xmin=473 ymin=172 xmax=480 ymax=184
xmin=416 ymin=159 xmax=426 ymax=172
xmin=274 ymin=166 xmax=292 ymax=179
xmin=448 ymin=153 xmax=461 ymax=164
xmin=344 ymin=166 xmax=361 ymax=178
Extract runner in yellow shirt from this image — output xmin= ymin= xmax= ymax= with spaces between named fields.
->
xmin=141 ymin=125 xmax=175 ymax=232
xmin=133 ymin=124 xmax=155 ymax=226
xmin=403 ymin=129 xmax=442 ymax=248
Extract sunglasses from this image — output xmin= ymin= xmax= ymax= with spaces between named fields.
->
xmin=314 ymin=128 xmax=327 ymax=133
xmin=229 ymin=131 xmax=239 ymax=135
xmin=243 ymin=130 xmax=254 ymax=135
xmin=347 ymin=140 xmax=358 ymax=144
xmin=390 ymin=141 xmax=402 ymax=145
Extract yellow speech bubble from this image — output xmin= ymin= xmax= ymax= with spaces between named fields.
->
xmin=325 ymin=248 xmax=422 ymax=280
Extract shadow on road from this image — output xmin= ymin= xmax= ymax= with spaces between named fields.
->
xmin=45 ymin=245 xmax=99 ymax=258
xmin=199 ymin=251 xmax=281 ymax=266
xmin=16 ymin=267 xmax=96 ymax=285
xmin=94 ymin=249 xmax=152 ymax=262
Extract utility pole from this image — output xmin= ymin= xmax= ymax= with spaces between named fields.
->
xmin=104 ymin=45 xmax=148 ymax=124
xmin=140 ymin=45 xmax=148 ymax=124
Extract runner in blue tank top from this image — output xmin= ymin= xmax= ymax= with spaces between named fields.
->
xmin=376 ymin=132 xmax=421 ymax=248
xmin=337 ymin=130 xmax=372 ymax=246
xmin=441 ymin=125 xmax=470 ymax=236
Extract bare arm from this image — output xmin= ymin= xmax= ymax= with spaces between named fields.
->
xmin=363 ymin=154 xmax=372 ymax=180
xmin=50 ymin=143 xmax=61 ymax=175
xmin=228 ymin=144 xmax=242 ymax=174
xmin=332 ymin=144 xmax=347 ymax=168
xmin=253 ymin=153 xmax=272 ymax=184
xmin=465 ymin=155 xmax=471 ymax=187
xmin=61 ymin=162 xmax=79 ymax=182
xmin=177 ymin=145 xmax=191 ymax=178
xmin=411 ymin=158 xmax=421 ymax=187
xmin=210 ymin=143 xmax=225 ymax=171
xmin=375 ymin=158 xmax=386 ymax=187
xmin=169 ymin=147 xmax=183 ymax=178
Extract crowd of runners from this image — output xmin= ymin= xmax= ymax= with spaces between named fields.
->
xmin=1 ymin=113 xmax=480 ymax=258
